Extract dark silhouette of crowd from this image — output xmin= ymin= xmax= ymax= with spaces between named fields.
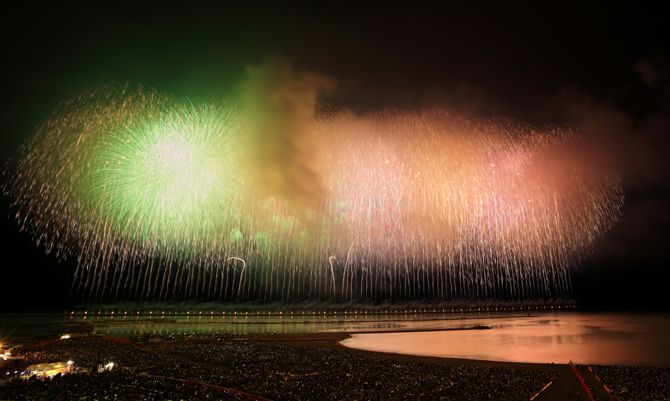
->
xmin=12 ymin=335 xmax=670 ymax=400
xmin=6 ymin=335 xmax=668 ymax=400
xmin=1 ymin=335 xmax=554 ymax=400
xmin=0 ymin=371 xmax=240 ymax=401
xmin=162 ymin=337 xmax=555 ymax=400
xmin=592 ymin=365 xmax=670 ymax=401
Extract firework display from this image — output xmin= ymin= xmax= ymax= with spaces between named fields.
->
xmin=6 ymin=86 xmax=623 ymax=303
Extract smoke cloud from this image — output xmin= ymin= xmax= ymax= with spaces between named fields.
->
xmin=238 ymin=57 xmax=334 ymax=213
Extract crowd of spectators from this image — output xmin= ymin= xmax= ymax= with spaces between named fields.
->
xmin=591 ymin=365 xmax=670 ymax=401
xmin=9 ymin=334 xmax=668 ymax=400
xmin=165 ymin=336 xmax=555 ymax=400
xmin=10 ymin=336 xmax=163 ymax=370
xmin=0 ymin=371 xmax=240 ymax=401
xmin=0 ymin=334 xmax=555 ymax=400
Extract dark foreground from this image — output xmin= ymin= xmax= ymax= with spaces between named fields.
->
xmin=0 ymin=334 xmax=668 ymax=401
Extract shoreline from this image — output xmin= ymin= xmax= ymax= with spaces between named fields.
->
xmin=6 ymin=329 xmax=670 ymax=400
xmin=4 ymin=311 xmax=670 ymax=368
xmin=233 ymin=332 xmax=567 ymax=372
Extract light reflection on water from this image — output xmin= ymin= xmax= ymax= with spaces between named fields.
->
xmin=2 ymin=312 xmax=669 ymax=366
xmin=341 ymin=313 xmax=670 ymax=366
xmin=0 ymin=311 xmax=544 ymax=337
xmin=75 ymin=311 xmax=515 ymax=336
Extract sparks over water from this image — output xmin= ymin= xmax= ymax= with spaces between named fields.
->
xmin=5 ymin=85 xmax=623 ymax=303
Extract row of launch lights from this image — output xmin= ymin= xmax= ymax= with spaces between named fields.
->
xmin=68 ymin=304 xmax=576 ymax=318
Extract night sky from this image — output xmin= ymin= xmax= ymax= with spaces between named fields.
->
xmin=1 ymin=2 xmax=669 ymax=310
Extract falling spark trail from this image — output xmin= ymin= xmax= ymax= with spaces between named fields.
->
xmin=6 ymin=85 xmax=624 ymax=304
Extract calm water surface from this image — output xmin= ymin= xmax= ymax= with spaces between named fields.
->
xmin=1 ymin=311 xmax=668 ymax=366
xmin=341 ymin=312 xmax=670 ymax=366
